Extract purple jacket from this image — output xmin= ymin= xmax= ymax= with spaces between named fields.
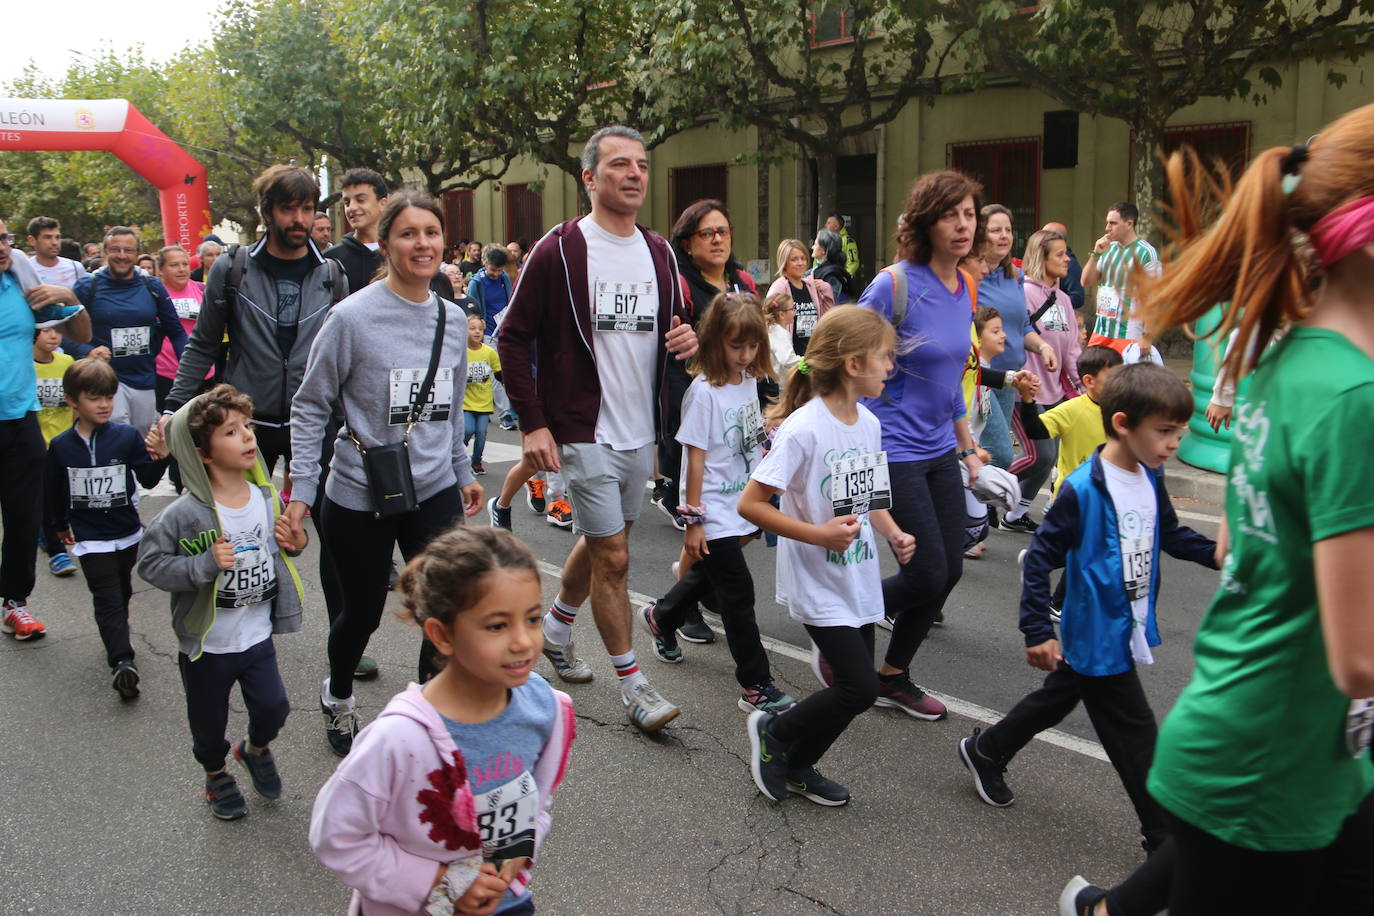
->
xmin=498 ymin=216 xmax=690 ymax=444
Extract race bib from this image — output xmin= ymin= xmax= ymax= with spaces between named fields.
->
xmin=216 ymin=543 xmax=278 ymax=609
xmin=830 ymin=451 xmax=892 ymax=515
xmin=1096 ymin=287 xmax=1122 ymax=322
xmin=1347 ymin=698 xmax=1374 ymax=758
xmin=1041 ymin=301 xmax=1070 ymax=333
xmin=36 ymin=377 xmax=65 ymax=408
xmin=171 ymin=297 xmax=200 ymax=321
xmin=594 ymin=279 xmax=656 ymax=332
xmin=466 ymin=361 xmax=492 ymax=384
xmin=1121 ymin=535 xmax=1152 ymax=601
xmin=389 ymin=367 xmax=455 ymax=425
xmin=795 ymin=301 xmax=818 ymax=338
xmin=737 ymin=399 xmax=767 ymax=452
xmin=476 ymin=771 xmax=538 ymax=863
xmin=110 ymin=326 xmax=152 ymax=357
xmin=68 ymin=464 xmax=128 ymax=510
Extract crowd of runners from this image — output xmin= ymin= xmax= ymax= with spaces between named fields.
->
xmin=2 ymin=103 xmax=1372 ymax=916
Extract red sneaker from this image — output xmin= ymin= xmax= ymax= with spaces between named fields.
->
xmin=2 ymin=601 xmax=47 ymax=640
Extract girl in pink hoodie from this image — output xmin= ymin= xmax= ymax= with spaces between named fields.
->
xmin=311 ymin=528 xmax=575 ymax=916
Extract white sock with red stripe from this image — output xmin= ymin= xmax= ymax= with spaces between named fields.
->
xmin=542 ymin=597 xmax=579 ymax=646
xmin=612 ymin=650 xmax=646 ymax=699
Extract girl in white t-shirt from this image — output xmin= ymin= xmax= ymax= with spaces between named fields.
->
xmin=738 ymin=306 xmax=916 ymax=806
xmin=641 ymin=293 xmax=794 ymax=714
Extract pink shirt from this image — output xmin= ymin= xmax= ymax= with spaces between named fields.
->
xmin=156 ymin=280 xmax=209 ymax=380
xmin=1022 ymin=275 xmax=1081 ymax=405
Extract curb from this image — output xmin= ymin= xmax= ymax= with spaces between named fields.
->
xmin=1165 ymin=457 xmax=1226 ymax=507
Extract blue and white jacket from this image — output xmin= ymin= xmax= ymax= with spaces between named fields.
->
xmin=1019 ymin=448 xmax=1217 ymax=677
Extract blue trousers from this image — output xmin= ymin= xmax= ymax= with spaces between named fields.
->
xmin=464 ymin=410 xmax=491 ymax=464
xmin=178 ymin=637 xmax=290 ymax=772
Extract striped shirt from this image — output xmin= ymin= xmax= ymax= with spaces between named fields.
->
xmin=1091 ymin=238 xmax=1160 ymax=342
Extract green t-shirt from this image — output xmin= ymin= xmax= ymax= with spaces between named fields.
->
xmin=1149 ymin=327 xmax=1374 ymax=851
xmin=1090 ymin=238 xmax=1158 ymax=341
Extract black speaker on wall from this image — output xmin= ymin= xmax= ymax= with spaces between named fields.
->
xmin=1043 ymin=110 xmax=1079 ymax=169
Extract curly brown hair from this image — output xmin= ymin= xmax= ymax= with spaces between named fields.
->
xmin=895 ymin=170 xmax=985 ymax=265
xmin=396 ymin=527 xmax=540 ymax=639
xmin=186 ymin=384 xmax=255 ymax=454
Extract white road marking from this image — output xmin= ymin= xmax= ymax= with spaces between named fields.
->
xmin=534 ymin=560 xmax=1110 ymax=763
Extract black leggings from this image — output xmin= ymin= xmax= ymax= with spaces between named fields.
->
xmin=1162 ymin=790 xmax=1374 ymax=915
xmin=78 ymin=544 xmax=138 ymax=668
xmin=321 ymin=487 xmax=462 ymax=699
xmin=653 ymin=535 xmax=769 ymax=688
xmin=656 ymin=360 xmax=692 ymax=494
xmin=882 ymin=451 xmax=965 ymax=670
xmin=770 ymin=624 xmax=878 ymax=770
xmin=0 ymin=413 xmax=44 ymax=602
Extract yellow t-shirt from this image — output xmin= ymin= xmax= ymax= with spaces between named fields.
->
xmin=462 ymin=344 xmax=502 ymax=414
xmin=34 ymin=353 xmax=74 ymax=444
xmin=1040 ymin=392 xmax=1107 ymax=493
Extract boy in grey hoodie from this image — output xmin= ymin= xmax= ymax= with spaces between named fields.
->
xmin=139 ymin=384 xmax=307 ymax=821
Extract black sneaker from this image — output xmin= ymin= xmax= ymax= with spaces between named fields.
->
xmin=322 ymin=698 xmax=360 ymax=757
xmin=677 ymin=607 xmax=715 ymax=644
xmin=747 ymin=711 xmax=790 ymax=802
xmin=957 ymin=728 xmax=1014 ymax=806
xmin=112 ymin=659 xmax=140 ymax=700
xmin=650 ymin=488 xmax=686 ymax=532
xmin=204 ymin=771 xmax=248 ymax=820
xmin=471 ymin=461 xmax=486 ymax=476
xmin=233 ymin=740 xmax=282 ymax=799
xmin=786 ymin=766 xmax=850 ymax=806
xmin=998 ymin=514 xmax=1040 ymax=534
xmin=487 ymin=496 xmax=513 ymax=531
xmin=525 ymin=477 xmax=547 ymax=515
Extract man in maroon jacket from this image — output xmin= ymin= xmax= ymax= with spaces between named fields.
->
xmin=499 ymin=125 xmax=697 ymax=733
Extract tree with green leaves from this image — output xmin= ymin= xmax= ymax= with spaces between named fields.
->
xmin=649 ymin=0 xmax=959 ymax=234
xmin=934 ymin=0 xmax=1374 ymax=238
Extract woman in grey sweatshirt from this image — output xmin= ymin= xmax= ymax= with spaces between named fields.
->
xmin=285 ymin=192 xmax=483 ymax=757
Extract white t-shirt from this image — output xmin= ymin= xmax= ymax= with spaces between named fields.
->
xmin=582 ymin=216 xmax=658 ymax=450
xmin=1101 ymin=459 xmax=1157 ymax=665
xmin=751 ymin=396 xmax=886 ymax=627
xmin=29 ymin=254 xmax=87 ymax=289
xmin=205 ymin=486 xmax=276 ymax=655
xmin=676 ymin=375 xmax=765 ymax=540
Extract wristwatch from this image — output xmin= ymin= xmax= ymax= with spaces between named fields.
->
xmin=957 ymin=448 xmax=977 ymax=460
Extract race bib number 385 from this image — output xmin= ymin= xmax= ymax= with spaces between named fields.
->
xmin=68 ymin=464 xmax=129 ymax=509
xmin=389 ymin=368 xmax=455 ymax=425
xmin=830 ymin=452 xmax=891 ymax=516
xmin=111 ymin=326 xmax=153 ymax=357
xmin=594 ymin=280 xmax=656 ymax=332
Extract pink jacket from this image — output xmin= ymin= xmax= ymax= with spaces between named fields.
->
xmin=1022 ymin=275 xmax=1082 ymax=405
xmin=765 ymin=275 xmax=835 ymax=317
xmin=310 ymin=682 xmax=575 ymax=915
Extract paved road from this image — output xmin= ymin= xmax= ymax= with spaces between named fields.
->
xmin=0 ymin=427 xmax=1223 ymax=915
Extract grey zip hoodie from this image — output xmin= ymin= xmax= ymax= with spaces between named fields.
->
xmin=136 ymin=397 xmax=304 ymax=660
xmin=288 ymin=281 xmax=475 ymax=512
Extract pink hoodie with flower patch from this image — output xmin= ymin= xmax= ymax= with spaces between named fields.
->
xmin=310 ymin=682 xmax=575 ymax=915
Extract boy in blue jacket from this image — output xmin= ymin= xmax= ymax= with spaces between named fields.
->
xmin=956 ymin=363 xmax=1217 ymax=855
xmin=47 ymin=358 xmax=169 ymax=698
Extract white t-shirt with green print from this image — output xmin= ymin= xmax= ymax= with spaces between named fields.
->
xmin=751 ymin=395 xmax=885 ymax=627
xmin=1091 ymin=238 xmax=1160 ymax=342
xmin=675 ymin=374 xmax=766 ymax=540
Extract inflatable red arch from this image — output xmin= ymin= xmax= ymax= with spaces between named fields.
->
xmin=0 ymin=97 xmax=211 ymax=250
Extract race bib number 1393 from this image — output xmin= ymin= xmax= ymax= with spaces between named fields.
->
xmin=830 ymin=452 xmax=891 ymax=516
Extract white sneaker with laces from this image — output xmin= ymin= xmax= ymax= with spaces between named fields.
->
xmin=623 ymin=680 xmax=680 ymax=732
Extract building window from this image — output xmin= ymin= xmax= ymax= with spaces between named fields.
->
xmin=504 ymin=183 xmax=544 ymax=248
xmin=810 ymin=7 xmax=856 ymax=45
xmin=668 ymin=164 xmax=728 ymax=224
xmin=948 ymin=137 xmax=1041 ymax=247
xmin=442 ymin=189 xmax=474 ymax=249
xmin=1126 ymin=121 xmax=1251 ymax=204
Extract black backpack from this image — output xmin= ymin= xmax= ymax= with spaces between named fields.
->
xmin=220 ymin=243 xmax=346 ymax=313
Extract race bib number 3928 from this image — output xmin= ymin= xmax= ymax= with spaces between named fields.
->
xmin=594 ymin=280 xmax=656 ymax=332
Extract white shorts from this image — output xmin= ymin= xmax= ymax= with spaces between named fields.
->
xmin=113 ymin=384 xmax=157 ymax=433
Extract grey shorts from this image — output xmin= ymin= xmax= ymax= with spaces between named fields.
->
xmin=559 ymin=442 xmax=655 ymax=538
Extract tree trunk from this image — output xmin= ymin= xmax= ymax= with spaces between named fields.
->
xmin=1131 ymin=121 xmax=1166 ymax=245
xmin=756 ymin=126 xmax=770 ymax=260
xmin=814 ymin=149 xmax=838 ymax=231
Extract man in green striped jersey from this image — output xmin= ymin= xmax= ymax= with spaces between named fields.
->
xmin=1083 ymin=202 xmax=1161 ymax=361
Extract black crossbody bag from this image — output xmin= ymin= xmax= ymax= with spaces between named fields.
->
xmin=345 ymin=299 xmax=446 ymax=518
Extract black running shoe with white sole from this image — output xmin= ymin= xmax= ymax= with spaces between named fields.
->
xmin=957 ymin=728 xmax=1014 ymax=806
xmin=205 ymin=770 xmax=248 ymax=820
xmin=112 ymin=659 xmax=140 ymax=700
xmin=747 ymin=710 xmax=790 ymax=802
xmin=786 ymin=767 xmax=850 ymax=806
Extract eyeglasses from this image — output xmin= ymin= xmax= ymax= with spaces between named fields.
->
xmin=0 ymin=233 xmax=13 ymax=245
xmin=693 ymin=227 xmax=732 ymax=241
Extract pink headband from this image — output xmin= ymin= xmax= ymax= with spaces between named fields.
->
xmin=1309 ymin=195 xmax=1374 ymax=269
